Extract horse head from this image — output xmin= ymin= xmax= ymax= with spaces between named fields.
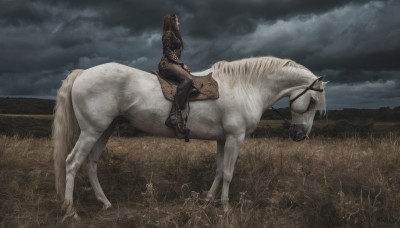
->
xmin=289 ymin=76 xmax=328 ymax=141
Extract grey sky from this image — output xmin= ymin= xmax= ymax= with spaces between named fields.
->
xmin=0 ymin=0 xmax=399 ymax=109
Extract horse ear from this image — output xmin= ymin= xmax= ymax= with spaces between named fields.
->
xmin=317 ymin=76 xmax=329 ymax=87
xmin=321 ymin=81 xmax=329 ymax=88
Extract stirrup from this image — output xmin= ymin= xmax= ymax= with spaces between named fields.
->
xmin=190 ymin=87 xmax=200 ymax=96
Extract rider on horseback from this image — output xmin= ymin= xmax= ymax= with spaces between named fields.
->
xmin=158 ymin=14 xmax=194 ymax=133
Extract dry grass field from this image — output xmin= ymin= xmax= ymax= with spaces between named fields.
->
xmin=1 ymin=134 xmax=400 ymax=227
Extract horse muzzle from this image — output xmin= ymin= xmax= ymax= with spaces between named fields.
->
xmin=289 ymin=124 xmax=307 ymax=142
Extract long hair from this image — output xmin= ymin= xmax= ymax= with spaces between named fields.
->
xmin=163 ymin=13 xmax=184 ymax=48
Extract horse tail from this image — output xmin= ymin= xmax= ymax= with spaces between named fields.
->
xmin=52 ymin=69 xmax=83 ymax=199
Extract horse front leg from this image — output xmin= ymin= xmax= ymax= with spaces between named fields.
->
xmin=206 ymin=140 xmax=225 ymax=201
xmin=221 ymin=133 xmax=245 ymax=212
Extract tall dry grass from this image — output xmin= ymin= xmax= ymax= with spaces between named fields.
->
xmin=1 ymin=134 xmax=400 ymax=227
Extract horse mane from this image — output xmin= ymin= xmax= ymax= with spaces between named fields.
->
xmin=315 ymin=82 xmax=327 ymax=117
xmin=211 ymin=56 xmax=310 ymax=83
xmin=211 ymin=56 xmax=327 ymax=115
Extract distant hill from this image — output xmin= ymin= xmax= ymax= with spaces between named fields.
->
xmin=0 ymin=97 xmax=55 ymax=115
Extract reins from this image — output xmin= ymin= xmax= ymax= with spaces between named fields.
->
xmin=270 ymin=107 xmax=291 ymax=127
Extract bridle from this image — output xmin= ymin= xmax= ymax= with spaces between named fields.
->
xmin=271 ymin=76 xmax=325 ymax=126
xmin=289 ymin=76 xmax=324 ymax=108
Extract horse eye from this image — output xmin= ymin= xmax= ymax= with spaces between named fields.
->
xmin=306 ymin=97 xmax=316 ymax=112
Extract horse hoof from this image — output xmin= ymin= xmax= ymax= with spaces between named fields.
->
xmin=62 ymin=207 xmax=79 ymax=222
xmin=73 ymin=213 xmax=80 ymax=221
xmin=205 ymin=195 xmax=214 ymax=202
xmin=102 ymin=203 xmax=112 ymax=210
xmin=222 ymin=201 xmax=231 ymax=213
xmin=61 ymin=200 xmax=70 ymax=212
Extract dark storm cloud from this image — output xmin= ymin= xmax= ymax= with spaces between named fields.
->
xmin=30 ymin=0 xmax=176 ymax=34
xmin=0 ymin=70 xmax=65 ymax=96
xmin=0 ymin=26 xmax=95 ymax=74
xmin=0 ymin=0 xmax=398 ymax=109
xmin=29 ymin=0 xmax=373 ymax=37
xmin=229 ymin=0 xmax=400 ymax=94
xmin=233 ymin=0 xmax=400 ymax=68
xmin=176 ymin=0 xmax=373 ymax=37
xmin=327 ymin=79 xmax=400 ymax=109
xmin=0 ymin=0 xmax=51 ymax=26
xmin=318 ymin=69 xmax=399 ymax=84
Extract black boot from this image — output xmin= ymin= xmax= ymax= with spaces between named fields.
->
xmin=165 ymin=103 xmax=177 ymax=129
xmin=175 ymin=108 xmax=188 ymax=132
xmin=165 ymin=102 xmax=187 ymax=135
xmin=175 ymin=108 xmax=191 ymax=142
xmin=165 ymin=101 xmax=190 ymax=141
xmin=165 ymin=101 xmax=187 ymax=131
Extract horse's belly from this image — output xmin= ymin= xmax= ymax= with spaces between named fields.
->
xmin=187 ymin=116 xmax=224 ymax=140
xmin=133 ymin=119 xmax=224 ymax=140
xmin=190 ymin=129 xmax=224 ymax=140
xmin=123 ymin=106 xmax=224 ymax=140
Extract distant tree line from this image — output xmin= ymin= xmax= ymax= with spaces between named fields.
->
xmin=0 ymin=98 xmax=399 ymax=139
xmin=0 ymin=98 xmax=55 ymax=115
xmin=1 ymin=98 xmax=399 ymax=122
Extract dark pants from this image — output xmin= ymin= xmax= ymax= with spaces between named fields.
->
xmin=159 ymin=62 xmax=193 ymax=110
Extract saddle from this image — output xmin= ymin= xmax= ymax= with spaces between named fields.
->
xmin=151 ymin=71 xmax=219 ymax=101
xmin=151 ymin=71 xmax=219 ymax=142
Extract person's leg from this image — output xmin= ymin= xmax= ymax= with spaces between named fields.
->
xmin=161 ymin=63 xmax=193 ymax=130
xmin=162 ymin=64 xmax=193 ymax=110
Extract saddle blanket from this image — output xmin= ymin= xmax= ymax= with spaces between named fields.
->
xmin=152 ymin=71 xmax=219 ymax=102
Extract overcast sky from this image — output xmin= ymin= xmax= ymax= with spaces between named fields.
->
xmin=0 ymin=0 xmax=399 ymax=109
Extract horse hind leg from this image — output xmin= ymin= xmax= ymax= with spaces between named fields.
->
xmin=63 ymin=130 xmax=103 ymax=220
xmin=85 ymin=120 xmax=116 ymax=209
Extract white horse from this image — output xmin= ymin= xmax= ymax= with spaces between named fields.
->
xmin=53 ymin=56 xmax=327 ymax=218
